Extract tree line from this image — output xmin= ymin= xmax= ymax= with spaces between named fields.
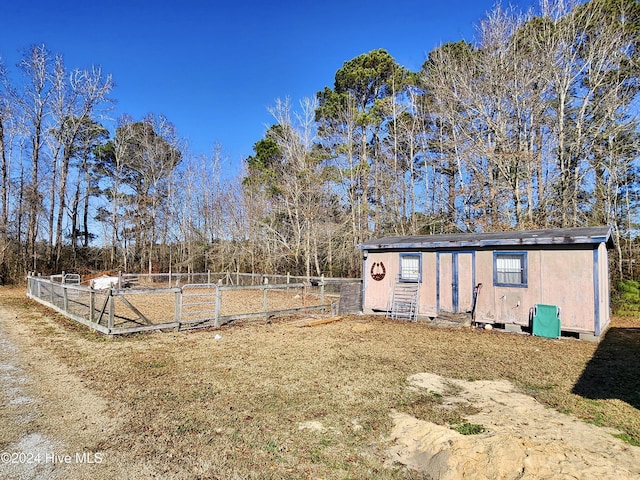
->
xmin=1 ymin=0 xmax=639 ymax=283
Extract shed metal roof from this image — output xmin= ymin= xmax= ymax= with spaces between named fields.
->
xmin=358 ymin=226 xmax=614 ymax=251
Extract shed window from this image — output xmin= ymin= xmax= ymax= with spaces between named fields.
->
xmin=400 ymin=254 xmax=421 ymax=282
xmin=494 ymin=252 xmax=527 ymax=287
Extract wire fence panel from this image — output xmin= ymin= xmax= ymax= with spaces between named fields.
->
xmin=91 ymin=288 xmax=110 ymax=326
xmin=64 ymin=285 xmax=91 ymax=319
xmin=27 ymin=276 xmax=110 ymax=334
xmin=26 ymin=273 xmax=362 ymax=335
xmin=112 ymin=289 xmax=179 ymax=327
xmin=120 ymin=272 xmax=220 ymax=289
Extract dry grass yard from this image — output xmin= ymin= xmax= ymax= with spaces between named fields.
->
xmin=1 ymin=285 xmax=639 ymax=479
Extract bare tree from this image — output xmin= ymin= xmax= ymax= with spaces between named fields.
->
xmin=242 ymin=97 xmax=340 ymax=276
xmin=12 ymin=45 xmax=57 ymax=271
xmin=0 ymin=59 xmax=13 ymax=279
xmin=419 ymin=0 xmax=640 ymax=236
xmin=421 ymin=40 xmax=476 ymax=230
xmin=49 ymin=67 xmax=113 ymax=268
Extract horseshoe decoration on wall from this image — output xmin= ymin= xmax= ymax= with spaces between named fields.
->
xmin=370 ymin=261 xmax=386 ymax=281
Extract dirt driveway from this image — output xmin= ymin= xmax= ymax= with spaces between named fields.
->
xmin=0 ymin=295 xmax=153 ymax=479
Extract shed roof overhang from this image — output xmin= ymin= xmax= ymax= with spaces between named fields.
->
xmin=358 ymin=226 xmax=614 ymax=251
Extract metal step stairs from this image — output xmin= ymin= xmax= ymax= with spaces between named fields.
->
xmin=386 ymin=279 xmax=419 ymax=322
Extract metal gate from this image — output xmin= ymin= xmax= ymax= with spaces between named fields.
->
xmin=64 ymin=273 xmax=81 ymax=285
xmin=64 ymin=274 xmax=81 ymax=298
xmin=180 ymin=284 xmax=219 ymax=329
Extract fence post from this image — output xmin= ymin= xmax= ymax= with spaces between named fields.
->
xmin=108 ymin=290 xmax=115 ymax=330
xmin=89 ymin=287 xmax=95 ymax=323
xmin=215 ymin=286 xmax=221 ymax=328
xmin=263 ymin=285 xmax=268 ymax=320
xmin=175 ymin=289 xmax=181 ymax=326
xmin=321 ymin=274 xmax=325 ymax=307
xmin=63 ymin=284 xmax=68 ymax=312
xmin=208 ymin=270 xmax=211 ymax=285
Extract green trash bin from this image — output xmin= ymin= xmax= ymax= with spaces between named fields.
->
xmin=532 ymin=304 xmax=561 ymax=339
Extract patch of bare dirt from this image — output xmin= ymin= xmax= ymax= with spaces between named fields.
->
xmin=387 ymin=372 xmax=640 ymax=479
xmin=0 ymin=293 xmax=151 ymax=479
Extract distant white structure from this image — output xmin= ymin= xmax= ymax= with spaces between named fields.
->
xmin=91 ymin=275 xmax=119 ymax=290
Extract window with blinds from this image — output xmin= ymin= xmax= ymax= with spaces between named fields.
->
xmin=400 ymin=254 xmax=421 ymax=282
xmin=494 ymin=252 xmax=527 ymax=287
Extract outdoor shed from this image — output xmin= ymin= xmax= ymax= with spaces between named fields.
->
xmin=358 ymin=226 xmax=614 ymax=341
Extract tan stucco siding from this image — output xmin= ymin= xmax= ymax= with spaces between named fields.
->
xmin=474 ymin=250 xmax=541 ymax=325
xmin=538 ymin=249 xmax=595 ymax=331
xmin=597 ymin=242 xmax=610 ymax=334
xmin=499 ymin=250 xmax=541 ymax=325
xmin=458 ymin=253 xmax=474 ymax=311
xmin=474 ymin=248 xmax=596 ymax=331
xmin=419 ymin=252 xmax=438 ymax=315
xmin=363 ymin=243 xmax=607 ymax=336
xmin=363 ymin=252 xmax=397 ymax=311
xmin=363 ymin=252 xmax=438 ymax=316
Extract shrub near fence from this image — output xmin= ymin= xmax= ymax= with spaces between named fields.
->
xmin=26 ymin=273 xmax=360 ymax=335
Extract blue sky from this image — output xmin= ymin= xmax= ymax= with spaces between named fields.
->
xmin=1 ymin=0 xmax=535 ymax=175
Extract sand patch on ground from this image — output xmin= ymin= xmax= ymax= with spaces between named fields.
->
xmin=387 ymin=372 xmax=640 ymax=479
